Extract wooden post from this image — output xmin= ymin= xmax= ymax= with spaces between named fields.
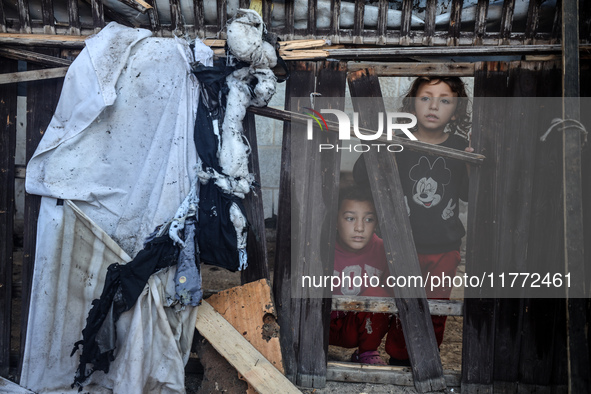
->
xmin=347 ymin=68 xmax=446 ymax=393
xmin=242 ymin=112 xmax=270 ymax=284
xmin=462 ymin=61 xmax=509 ymax=394
xmin=291 ymin=60 xmax=345 ymax=388
xmin=273 ymin=61 xmax=317 ymax=383
xmin=561 ymin=0 xmax=590 ymax=392
xmin=0 ymin=58 xmax=18 ymax=378
xmin=19 ymin=52 xmax=64 ymax=377
xmin=519 ymin=61 xmax=565 ymax=390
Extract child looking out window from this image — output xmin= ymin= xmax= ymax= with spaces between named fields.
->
xmin=353 ymin=76 xmax=472 ymax=366
xmin=329 ymin=187 xmax=392 ymax=365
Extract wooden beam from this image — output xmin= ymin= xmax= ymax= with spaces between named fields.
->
xmin=332 ymin=296 xmax=463 ymax=316
xmin=327 ymin=361 xmax=461 ymax=388
xmin=0 ymin=33 xmax=87 ymax=48
xmin=246 ymin=106 xmax=486 ymax=165
xmin=19 ymin=56 xmax=63 ymax=377
xmin=115 ymin=0 xmax=152 ymax=14
xmin=561 ymin=0 xmax=590 ymax=392
xmin=242 ymin=112 xmax=270 ymax=284
xmin=0 ymin=47 xmax=72 ymax=67
xmin=195 ymin=301 xmax=300 ymax=394
xmin=327 ymin=45 xmax=564 ymax=58
xmin=272 ymin=61 xmax=316 ymax=384
xmin=206 ymin=280 xmax=283 ymax=374
xmin=346 ymin=62 xmax=475 ymax=76
xmin=0 ymin=58 xmax=17 ymax=378
xmin=0 ymin=67 xmax=68 ymax=85
xmin=461 ymin=61 xmax=509 ymax=393
xmin=0 ymin=376 xmax=35 ymax=393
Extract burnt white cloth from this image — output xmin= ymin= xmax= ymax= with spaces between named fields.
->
xmin=22 ymin=22 xmax=212 ymax=393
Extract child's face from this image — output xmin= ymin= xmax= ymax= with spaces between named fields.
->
xmin=336 ymin=199 xmax=377 ymax=253
xmin=413 ymin=80 xmax=458 ymax=132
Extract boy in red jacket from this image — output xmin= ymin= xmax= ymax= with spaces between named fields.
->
xmin=330 ymin=187 xmax=392 ymax=365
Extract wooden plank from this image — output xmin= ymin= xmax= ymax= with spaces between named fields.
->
xmin=0 ymin=376 xmax=34 ymax=393
xmin=352 ymin=0 xmax=364 ymax=44
xmin=145 ymin=0 xmax=161 ymax=36
xmin=423 ymin=0 xmax=437 ymax=46
xmin=327 ymin=361 xmax=461 ymax=388
xmin=246 ymin=106 xmax=485 ymax=165
xmin=115 ymin=0 xmax=151 ymax=13
xmin=518 ymin=62 xmax=563 ymax=389
xmin=217 ymin=0 xmax=227 ymax=39
xmin=346 ymin=62 xmax=475 ymax=76
xmin=375 ymin=0 xmax=387 ymax=45
xmin=40 ymin=0 xmax=55 ymax=34
xmin=0 ymin=47 xmax=72 ymax=67
xmin=67 ymin=0 xmax=81 ymax=35
xmin=242 ymin=112 xmax=270 ymax=284
xmin=500 ymin=0 xmax=517 ymax=44
xmin=261 ymin=0 xmax=272 ymax=28
xmin=89 ymin=0 xmax=105 ymax=32
xmin=562 ymin=0 xmax=590 ymax=392
xmin=332 ymin=296 xmax=463 ymax=316
xmin=525 ymin=0 xmax=542 ymax=43
xmin=347 ymin=68 xmax=445 ymax=393
xmin=327 ymin=45 xmax=563 ymax=59
xmin=19 ymin=53 xmax=63 ymax=377
xmin=0 ymin=58 xmax=17 ymax=378
xmin=206 ymin=280 xmax=283 ymax=373
xmin=307 ymin=0 xmax=317 ymax=37
xmin=291 ymin=60 xmax=345 ymax=388
xmin=473 ymin=0 xmax=489 ymax=45
xmin=461 ymin=61 xmax=509 ymax=394
xmin=0 ymin=67 xmax=68 ymax=85
xmin=193 ymin=0 xmax=204 ymax=38
xmin=492 ymin=62 xmax=541 ymax=388
xmin=400 ymin=0 xmax=413 ymax=45
xmin=272 ymin=61 xmax=316 ymax=384
xmin=195 ymin=301 xmax=300 ymax=394
xmin=17 ymin=0 xmax=31 ymax=34
xmin=0 ymin=1 xmax=6 ymax=33
xmin=330 ymin=0 xmax=340 ymax=42
xmin=169 ymin=0 xmax=183 ymax=35
xmin=447 ymin=0 xmax=464 ymax=46
xmin=284 ymin=0 xmax=294 ymax=38
xmin=0 ymin=33 xmax=87 ymax=48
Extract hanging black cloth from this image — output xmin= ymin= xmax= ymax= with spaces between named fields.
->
xmin=71 ymin=234 xmax=179 ymax=390
xmin=191 ymin=60 xmax=251 ymax=272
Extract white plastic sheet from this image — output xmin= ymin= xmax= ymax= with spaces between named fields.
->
xmin=22 ymin=22 xmax=212 ymax=393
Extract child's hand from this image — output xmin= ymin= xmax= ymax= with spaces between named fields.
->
xmin=464 ymin=146 xmax=474 ymax=153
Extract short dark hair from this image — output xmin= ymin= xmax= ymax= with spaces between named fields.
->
xmin=338 ymin=187 xmax=375 ymax=211
xmin=400 ymin=76 xmax=472 ymax=138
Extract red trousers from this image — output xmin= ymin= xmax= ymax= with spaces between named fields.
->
xmin=330 ymin=311 xmax=390 ymax=354
xmin=385 ymin=250 xmax=461 ymax=360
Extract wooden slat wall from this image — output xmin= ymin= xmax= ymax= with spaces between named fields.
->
xmin=242 ymin=112 xmax=270 ymax=284
xmin=18 ymin=52 xmax=64 ymax=377
xmin=519 ymin=62 xmax=564 ymax=390
xmin=0 ymin=1 xmax=7 ymax=33
xmin=273 ymin=61 xmax=317 ymax=384
xmin=0 ymin=58 xmax=18 ymax=378
xmin=492 ymin=62 xmax=540 ymax=391
xmin=89 ymin=0 xmax=105 ymax=33
xmin=40 ymin=0 xmax=55 ymax=34
xmin=0 ymin=0 xmax=583 ymax=45
xmin=462 ymin=61 xmax=509 ymax=393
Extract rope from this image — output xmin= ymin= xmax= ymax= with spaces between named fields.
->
xmin=540 ymin=118 xmax=588 ymax=145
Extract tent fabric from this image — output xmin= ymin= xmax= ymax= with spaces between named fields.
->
xmin=22 ymin=22 xmax=212 ymax=393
